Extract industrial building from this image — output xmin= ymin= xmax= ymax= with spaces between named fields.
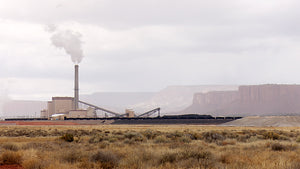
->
xmin=41 ymin=96 xmax=96 ymax=119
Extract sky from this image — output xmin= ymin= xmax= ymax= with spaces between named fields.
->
xmin=1 ymin=0 xmax=300 ymax=101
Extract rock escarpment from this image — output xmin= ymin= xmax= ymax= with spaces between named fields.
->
xmin=183 ymin=84 xmax=300 ymax=116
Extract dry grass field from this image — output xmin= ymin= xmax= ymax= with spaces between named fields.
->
xmin=0 ymin=125 xmax=299 ymax=169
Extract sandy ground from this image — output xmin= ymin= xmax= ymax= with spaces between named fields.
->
xmin=222 ymin=116 xmax=300 ymax=127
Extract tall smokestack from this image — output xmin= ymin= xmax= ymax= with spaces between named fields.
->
xmin=74 ymin=64 xmax=79 ymax=110
xmin=46 ymin=25 xmax=84 ymax=110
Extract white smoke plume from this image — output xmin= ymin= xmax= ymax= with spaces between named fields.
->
xmin=45 ymin=24 xmax=57 ymax=33
xmin=46 ymin=24 xmax=84 ymax=64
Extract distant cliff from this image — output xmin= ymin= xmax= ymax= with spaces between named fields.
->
xmin=182 ymin=84 xmax=300 ymax=116
xmin=132 ymin=85 xmax=238 ymax=114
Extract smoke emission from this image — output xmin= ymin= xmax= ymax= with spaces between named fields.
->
xmin=46 ymin=25 xmax=84 ymax=64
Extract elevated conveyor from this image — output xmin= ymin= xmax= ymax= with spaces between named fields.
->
xmin=78 ymin=100 xmax=121 ymax=117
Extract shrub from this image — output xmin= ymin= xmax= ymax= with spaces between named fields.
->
xmin=178 ymin=136 xmax=192 ymax=143
xmin=166 ymin=131 xmax=183 ymax=141
xmin=202 ymin=131 xmax=225 ymax=143
xmin=22 ymin=142 xmax=54 ymax=151
xmin=290 ymin=161 xmax=300 ymax=169
xmin=78 ymin=158 xmax=94 ymax=169
xmin=271 ymin=143 xmax=285 ymax=151
xmin=279 ymin=135 xmax=290 ymax=141
xmin=296 ymin=136 xmax=300 ymax=143
xmin=2 ymin=143 xmax=19 ymax=151
xmin=219 ymin=153 xmax=231 ymax=164
xmin=90 ymin=150 xmax=120 ymax=169
xmin=123 ymin=138 xmax=135 ymax=145
xmin=237 ymin=135 xmax=251 ymax=142
xmin=189 ymin=132 xmax=202 ymax=140
xmin=248 ymin=136 xmax=259 ymax=142
xmin=270 ymin=143 xmax=297 ymax=151
xmin=114 ymin=134 xmax=125 ymax=141
xmin=0 ymin=151 xmax=22 ymax=165
xmin=99 ymin=141 xmax=110 ymax=148
xmin=142 ymin=129 xmax=158 ymax=139
xmin=154 ymin=135 xmax=169 ymax=143
xmin=108 ymin=137 xmax=118 ymax=143
xmin=263 ymin=131 xmax=280 ymax=140
xmin=22 ymin=158 xmax=45 ymax=169
xmin=89 ymin=134 xmax=104 ymax=143
xmin=221 ymin=130 xmax=238 ymax=139
xmin=182 ymin=148 xmax=212 ymax=161
xmin=60 ymin=133 xmax=74 ymax=142
xmin=124 ymin=132 xmax=144 ymax=142
xmin=189 ymin=151 xmax=214 ymax=169
xmin=41 ymin=161 xmax=70 ymax=169
xmin=112 ymin=130 xmax=124 ymax=135
xmin=22 ymin=143 xmax=41 ymax=150
xmin=159 ymin=149 xmax=214 ymax=168
xmin=159 ymin=152 xmax=178 ymax=164
xmin=220 ymin=139 xmax=236 ymax=146
xmin=61 ymin=150 xmax=83 ymax=163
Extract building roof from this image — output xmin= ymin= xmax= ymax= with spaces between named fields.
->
xmin=52 ymin=97 xmax=74 ymax=100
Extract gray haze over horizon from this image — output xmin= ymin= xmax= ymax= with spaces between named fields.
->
xmin=0 ymin=0 xmax=300 ymax=101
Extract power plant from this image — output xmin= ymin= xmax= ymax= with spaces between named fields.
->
xmin=40 ymin=63 xmax=161 ymax=120
xmin=4 ymin=54 xmax=239 ymax=124
xmin=35 ymin=63 xmax=241 ymax=125
xmin=5 ymin=30 xmax=239 ymax=124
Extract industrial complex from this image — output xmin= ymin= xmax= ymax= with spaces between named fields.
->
xmin=39 ymin=64 xmax=161 ymax=121
xmin=2 ymin=61 xmax=241 ymax=124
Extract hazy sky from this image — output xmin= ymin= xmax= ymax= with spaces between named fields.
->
xmin=1 ymin=0 xmax=300 ymax=100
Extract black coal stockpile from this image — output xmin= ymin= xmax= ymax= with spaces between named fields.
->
xmin=161 ymin=114 xmax=214 ymax=119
